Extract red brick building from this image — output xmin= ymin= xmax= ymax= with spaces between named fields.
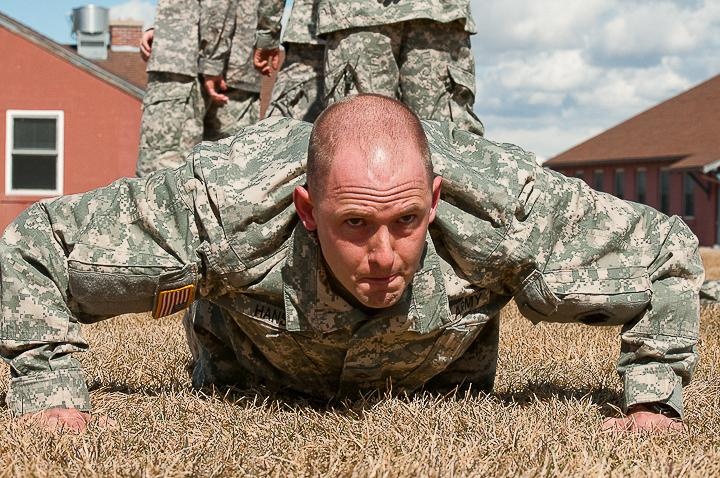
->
xmin=0 ymin=12 xmax=146 ymax=230
xmin=545 ymin=75 xmax=720 ymax=247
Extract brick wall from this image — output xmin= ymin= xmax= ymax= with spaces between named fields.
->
xmin=110 ymin=20 xmax=142 ymax=51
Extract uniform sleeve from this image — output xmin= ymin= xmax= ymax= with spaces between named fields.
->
xmin=198 ymin=0 xmax=239 ymax=76
xmin=0 ymin=117 xmax=309 ymax=416
xmin=0 ymin=161 xmax=209 ymax=415
xmin=255 ymin=0 xmax=286 ymax=49
xmin=427 ymin=123 xmax=703 ymax=419
xmin=510 ymin=166 xmax=703 ymax=418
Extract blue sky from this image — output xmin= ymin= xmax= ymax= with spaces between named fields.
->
xmin=3 ymin=0 xmax=720 ymax=160
xmin=1 ymin=1 xmax=157 ymax=43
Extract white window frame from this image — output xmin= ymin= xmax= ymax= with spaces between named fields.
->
xmin=5 ymin=109 xmax=64 ymax=196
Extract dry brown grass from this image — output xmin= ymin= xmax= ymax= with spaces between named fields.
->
xmin=701 ymin=247 xmax=720 ymax=280
xmin=1 ymin=254 xmax=719 ymax=476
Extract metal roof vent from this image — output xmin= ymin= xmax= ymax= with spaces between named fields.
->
xmin=71 ymin=5 xmax=109 ymax=60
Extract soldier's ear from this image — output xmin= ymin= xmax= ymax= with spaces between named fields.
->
xmin=293 ymin=185 xmax=317 ymax=231
xmin=428 ymin=176 xmax=442 ymax=223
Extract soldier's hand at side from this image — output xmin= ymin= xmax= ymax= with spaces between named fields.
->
xmin=601 ymin=405 xmax=683 ymax=433
xmin=19 ymin=406 xmax=116 ymax=434
xmin=203 ymin=75 xmax=230 ymax=105
xmin=253 ymin=47 xmax=280 ymax=76
xmin=140 ymin=28 xmax=154 ymax=62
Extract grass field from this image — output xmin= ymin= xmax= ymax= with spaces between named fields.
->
xmin=0 ymin=250 xmax=719 ymax=477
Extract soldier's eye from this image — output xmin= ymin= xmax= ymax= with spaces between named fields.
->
xmin=345 ymin=218 xmax=365 ymax=227
xmin=398 ymin=215 xmax=416 ymax=225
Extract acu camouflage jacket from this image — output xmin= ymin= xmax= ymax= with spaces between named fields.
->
xmin=315 ymin=0 xmax=477 ymax=35
xmin=255 ymin=0 xmax=476 ymax=49
xmin=148 ymin=0 xmax=238 ymax=77
xmin=256 ymin=0 xmax=323 ymax=49
xmin=0 ymin=118 xmax=703 ymax=417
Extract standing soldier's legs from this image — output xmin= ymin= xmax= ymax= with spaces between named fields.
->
xmin=323 ymin=25 xmax=402 ymax=105
xmin=203 ymin=88 xmax=261 ymax=141
xmin=266 ymin=44 xmax=325 ymax=122
xmin=136 ymin=72 xmax=205 ymax=177
xmin=401 ymin=20 xmax=484 ymax=136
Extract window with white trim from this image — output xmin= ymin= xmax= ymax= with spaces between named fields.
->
xmin=5 ymin=110 xmax=64 ymax=196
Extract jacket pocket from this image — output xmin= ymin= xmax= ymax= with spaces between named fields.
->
xmin=447 ymin=65 xmax=476 ymax=101
xmin=68 ymin=243 xmax=195 ymax=318
xmin=140 ymin=81 xmax=196 ymax=153
xmin=515 ymin=267 xmax=652 ymax=326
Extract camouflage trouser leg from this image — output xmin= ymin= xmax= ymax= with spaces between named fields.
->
xmin=266 ymin=43 xmax=325 ymax=122
xmin=136 ymin=72 xmax=205 ymax=177
xmin=324 ymin=21 xmax=484 ymax=136
xmin=203 ymin=88 xmax=261 ymax=141
xmin=324 ymin=24 xmax=401 ymax=104
xmin=425 ymin=314 xmax=499 ymax=393
xmin=402 ymin=19 xmax=484 ymax=136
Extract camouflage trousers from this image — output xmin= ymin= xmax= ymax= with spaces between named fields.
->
xmin=266 ymin=43 xmax=325 ymax=122
xmin=324 ymin=19 xmax=484 ymax=136
xmin=137 ymin=72 xmax=205 ymax=177
xmin=203 ymin=87 xmax=261 ymax=141
xmin=183 ymin=301 xmax=499 ymax=397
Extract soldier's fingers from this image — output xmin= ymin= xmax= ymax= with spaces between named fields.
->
xmin=600 ymin=417 xmax=632 ymax=433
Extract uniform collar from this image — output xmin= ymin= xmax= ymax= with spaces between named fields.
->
xmin=281 ymin=224 xmax=450 ymax=334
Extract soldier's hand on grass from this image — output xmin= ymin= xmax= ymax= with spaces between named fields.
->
xmin=140 ymin=28 xmax=154 ymax=62
xmin=20 ymin=406 xmax=116 ymax=434
xmin=601 ymin=404 xmax=683 ymax=433
xmin=253 ymin=47 xmax=280 ymax=76
xmin=203 ymin=75 xmax=229 ymax=105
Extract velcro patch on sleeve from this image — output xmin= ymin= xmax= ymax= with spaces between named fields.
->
xmin=153 ymin=284 xmax=196 ymax=318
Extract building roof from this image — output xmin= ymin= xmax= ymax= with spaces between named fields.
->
xmin=63 ymin=46 xmax=148 ymax=90
xmin=0 ymin=11 xmax=144 ymax=99
xmin=546 ymin=74 xmax=720 ymax=171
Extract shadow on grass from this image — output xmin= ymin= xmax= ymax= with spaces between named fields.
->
xmin=494 ymin=381 xmax=624 ymax=418
xmin=81 ymin=375 xmax=623 ymax=419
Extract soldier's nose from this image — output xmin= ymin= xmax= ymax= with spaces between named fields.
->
xmin=367 ymin=228 xmax=395 ymax=270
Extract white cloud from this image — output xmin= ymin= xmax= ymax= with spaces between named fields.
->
xmin=573 ymin=63 xmax=691 ymax=113
xmin=591 ymin=2 xmax=702 ymax=63
xmin=484 ymin=50 xmax=597 ymax=92
xmin=109 ymin=0 xmax=155 ymax=28
xmin=469 ymin=0 xmax=720 ymax=159
xmin=484 ymin=121 xmax=603 ymax=165
xmin=470 ymin=0 xmax=611 ymax=52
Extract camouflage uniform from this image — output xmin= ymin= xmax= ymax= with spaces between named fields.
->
xmin=203 ymin=0 xmax=263 ymax=141
xmin=137 ymin=0 xmax=237 ymax=177
xmin=700 ymin=280 xmax=720 ymax=303
xmin=257 ymin=0 xmax=325 ymax=122
xmin=319 ymin=0 xmax=484 ymax=135
xmin=0 ymin=118 xmax=702 ymax=417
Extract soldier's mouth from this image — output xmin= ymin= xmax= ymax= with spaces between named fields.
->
xmin=362 ymin=274 xmax=400 ymax=286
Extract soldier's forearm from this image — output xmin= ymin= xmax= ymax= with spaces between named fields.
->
xmin=1 ymin=203 xmax=92 ymax=414
xmin=617 ymin=215 xmax=703 ymax=418
xmin=1 ymin=164 xmax=207 ymax=414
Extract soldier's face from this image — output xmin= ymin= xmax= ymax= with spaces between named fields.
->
xmin=294 ymin=142 xmax=442 ymax=309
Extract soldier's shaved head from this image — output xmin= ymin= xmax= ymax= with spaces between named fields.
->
xmin=307 ymin=94 xmax=433 ymax=196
